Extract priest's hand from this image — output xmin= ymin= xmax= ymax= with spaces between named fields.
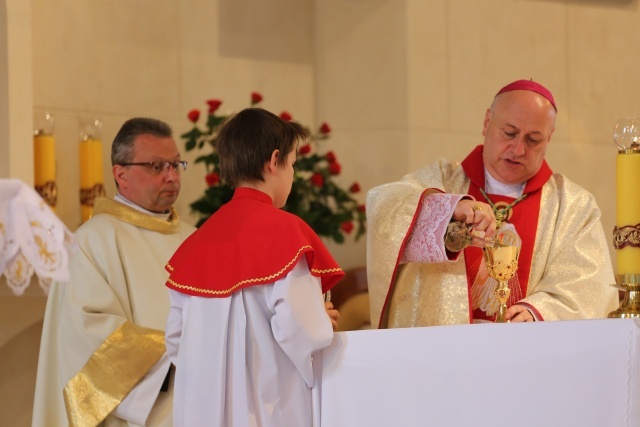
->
xmin=452 ymin=199 xmax=496 ymax=237
xmin=325 ymin=301 xmax=340 ymax=331
xmin=505 ymin=304 xmax=534 ymax=322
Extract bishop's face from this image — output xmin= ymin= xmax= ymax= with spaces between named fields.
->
xmin=481 ymin=90 xmax=556 ymax=185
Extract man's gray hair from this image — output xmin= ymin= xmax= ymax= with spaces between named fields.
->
xmin=111 ymin=118 xmax=173 ymax=166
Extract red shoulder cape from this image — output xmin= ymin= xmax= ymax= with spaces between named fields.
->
xmin=165 ymin=188 xmax=344 ymax=297
xmin=461 ymin=145 xmax=552 ymax=321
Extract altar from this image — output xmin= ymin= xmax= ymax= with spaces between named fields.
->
xmin=314 ymin=318 xmax=640 ymax=426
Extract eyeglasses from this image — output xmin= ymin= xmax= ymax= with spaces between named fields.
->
xmin=119 ymin=161 xmax=188 ymax=175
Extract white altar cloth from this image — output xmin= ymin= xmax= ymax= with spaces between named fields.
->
xmin=0 ymin=179 xmax=74 ymax=295
xmin=315 ymin=318 xmax=640 ymax=427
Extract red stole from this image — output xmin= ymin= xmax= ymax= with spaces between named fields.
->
xmin=165 ymin=187 xmax=344 ymax=297
xmin=461 ymin=145 xmax=552 ymax=322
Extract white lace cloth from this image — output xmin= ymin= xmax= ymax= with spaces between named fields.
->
xmin=0 ymin=179 xmax=75 ymax=295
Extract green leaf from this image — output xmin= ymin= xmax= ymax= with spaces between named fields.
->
xmin=180 ymin=127 xmax=202 ymax=140
xmin=206 ymin=114 xmax=227 ymax=131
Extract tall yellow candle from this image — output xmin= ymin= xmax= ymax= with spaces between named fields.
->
xmin=615 ymin=152 xmax=640 ymax=275
xmin=33 ymin=133 xmax=57 ymax=209
xmin=79 ymin=138 xmax=106 ymax=222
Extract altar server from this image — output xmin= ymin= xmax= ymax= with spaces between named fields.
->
xmin=165 ymin=108 xmax=343 ymax=427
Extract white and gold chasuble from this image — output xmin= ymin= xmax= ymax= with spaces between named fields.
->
xmin=367 ymin=148 xmax=618 ymax=329
xmin=33 ymin=197 xmax=194 ymax=427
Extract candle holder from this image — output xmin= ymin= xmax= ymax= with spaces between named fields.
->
xmin=608 ymin=275 xmax=640 ymax=318
xmin=608 ymin=118 xmax=640 ymax=318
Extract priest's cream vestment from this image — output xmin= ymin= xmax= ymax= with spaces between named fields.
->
xmin=32 ymin=197 xmax=194 ymax=427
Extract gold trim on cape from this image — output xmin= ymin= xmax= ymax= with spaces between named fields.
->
xmin=63 ymin=321 xmax=166 ymax=427
xmin=167 ymin=245 xmax=343 ymax=296
xmin=93 ymin=197 xmax=181 ymax=234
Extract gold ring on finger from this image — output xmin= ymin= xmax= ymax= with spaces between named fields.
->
xmin=472 ymin=205 xmax=483 ymax=211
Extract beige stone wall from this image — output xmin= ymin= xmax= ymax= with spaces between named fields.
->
xmin=30 ymin=0 xmax=317 ymax=231
xmin=3 ymin=0 xmax=640 ymax=425
xmin=0 ymin=282 xmax=46 ymax=427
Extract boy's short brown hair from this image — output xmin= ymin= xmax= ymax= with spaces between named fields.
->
xmin=217 ymin=108 xmax=309 ymax=187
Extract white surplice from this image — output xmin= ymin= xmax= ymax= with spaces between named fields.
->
xmin=166 ymin=257 xmax=334 ymax=427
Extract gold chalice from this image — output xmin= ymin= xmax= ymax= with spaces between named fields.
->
xmin=482 ymin=245 xmax=520 ymax=323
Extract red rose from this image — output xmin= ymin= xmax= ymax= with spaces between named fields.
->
xmin=329 ymin=161 xmax=341 ymax=175
xmin=349 ymin=182 xmax=361 ymax=193
xmin=251 ymin=92 xmax=263 ymax=105
xmin=357 ymin=204 xmax=366 ymax=213
xmin=207 ymin=99 xmax=222 ymax=114
xmin=279 ymin=111 xmax=293 ymax=122
xmin=319 ymin=122 xmax=331 ymax=134
xmin=310 ymin=173 xmax=324 ymax=188
xmin=298 ymin=144 xmax=312 ymax=155
xmin=188 ymin=109 xmax=200 ymax=123
xmin=325 ymin=151 xmax=337 ymax=163
xmin=205 ymin=172 xmax=220 ymax=186
xmin=341 ymin=221 xmax=354 ymax=234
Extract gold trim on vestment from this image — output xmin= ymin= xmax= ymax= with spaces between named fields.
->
xmin=63 ymin=321 xmax=166 ymax=427
xmin=93 ymin=197 xmax=181 ymax=234
xmin=167 ymin=245 xmax=342 ymax=295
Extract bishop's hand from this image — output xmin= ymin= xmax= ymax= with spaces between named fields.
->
xmin=452 ymin=199 xmax=497 ymax=237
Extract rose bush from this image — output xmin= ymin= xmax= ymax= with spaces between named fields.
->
xmin=182 ymin=92 xmax=366 ymax=244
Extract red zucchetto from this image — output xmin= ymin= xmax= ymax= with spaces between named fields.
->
xmin=495 ymin=79 xmax=557 ymax=111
